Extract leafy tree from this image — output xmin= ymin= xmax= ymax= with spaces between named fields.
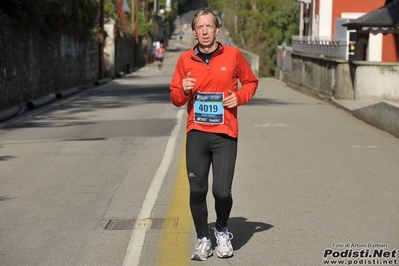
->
xmin=105 ymin=0 xmax=177 ymax=39
xmin=0 ymin=0 xmax=99 ymax=39
xmin=209 ymin=0 xmax=299 ymax=76
xmin=0 ymin=0 xmax=175 ymax=41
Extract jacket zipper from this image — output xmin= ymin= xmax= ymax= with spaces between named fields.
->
xmin=191 ymin=56 xmax=210 ymax=70
xmin=191 ymin=47 xmax=223 ymax=71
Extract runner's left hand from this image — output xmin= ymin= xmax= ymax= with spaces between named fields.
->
xmin=223 ymin=90 xmax=238 ymax=108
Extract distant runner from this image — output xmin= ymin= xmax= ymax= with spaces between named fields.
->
xmin=155 ymin=43 xmax=165 ymax=72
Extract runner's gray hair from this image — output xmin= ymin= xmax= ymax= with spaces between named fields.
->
xmin=191 ymin=7 xmax=220 ymax=30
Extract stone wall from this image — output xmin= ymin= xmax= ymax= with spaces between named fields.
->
xmin=289 ymin=53 xmax=354 ymax=100
xmin=288 ymin=52 xmax=399 ymax=101
xmin=352 ymin=62 xmax=399 ymax=101
xmin=0 ymin=12 xmax=99 ymax=111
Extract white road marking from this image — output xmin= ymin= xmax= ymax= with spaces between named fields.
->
xmin=255 ymin=123 xmax=289 ymax=127
xmin=122 ymin=108 xmax=184 ymax=266
xmin=351 ymin=145 xmax=378 ymax=149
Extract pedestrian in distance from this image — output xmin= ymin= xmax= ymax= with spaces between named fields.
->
xmin=170 ymin=7 xmax=259 ymax=261
xmin=155 ymin=42 xmax=165 ymax=72
xmin=179 ymin=29 xmax=184 ymax=43
xmin=152 ymin=41 xmax=159 ymax=61
xmin=143 ymin=46 xmax=149 ymax=65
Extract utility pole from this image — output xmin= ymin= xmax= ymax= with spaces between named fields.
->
xmin=132 ymin=0 xmax=136 ymax=36
xmin=135 ymin=0 xmax=139 ymax=43
xmin=145 ymin=0 xmax=148 ymax=23
xmin=132 ymin=0 xmax=139 ymax=43
xmin=99 ymin=0 xmax=105 ymax=79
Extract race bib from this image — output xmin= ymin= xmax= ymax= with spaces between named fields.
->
xmin=194 ymin=92 xmax=224 ymax=124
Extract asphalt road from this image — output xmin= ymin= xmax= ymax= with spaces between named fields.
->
xmin=1 ymin=25 xmax=398 ymax=266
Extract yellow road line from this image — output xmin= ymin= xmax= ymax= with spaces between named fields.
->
xmin=155 ymin=142 xmax=192 ymax=265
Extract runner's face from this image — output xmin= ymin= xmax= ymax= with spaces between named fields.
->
xmin=193 ymin=14 xmax=219 ymax=51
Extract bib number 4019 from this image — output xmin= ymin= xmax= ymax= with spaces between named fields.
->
xmin=194 ymin=92 xmax=224 ymax=124
xmin=198 ymin=104 xmax=218 ymax=113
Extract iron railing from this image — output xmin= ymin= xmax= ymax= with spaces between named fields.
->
xmin=292 ymin=36 xmax=349 ymax=60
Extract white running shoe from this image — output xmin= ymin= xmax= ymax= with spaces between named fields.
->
xmin=191 ymin=237 xmax=213 ymax=261
xmin=214 ymin=228 xmax=234 ymax=258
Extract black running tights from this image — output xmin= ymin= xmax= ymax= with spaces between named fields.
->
xmin=186 ymin=130 xmax=238 ymax=239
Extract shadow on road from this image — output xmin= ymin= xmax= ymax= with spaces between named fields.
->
xmin=210 ymin=217 xmax=273 ymax=251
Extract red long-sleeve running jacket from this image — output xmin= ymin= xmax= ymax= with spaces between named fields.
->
xmin=170 ymin=42 xmax=259 ymax=138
